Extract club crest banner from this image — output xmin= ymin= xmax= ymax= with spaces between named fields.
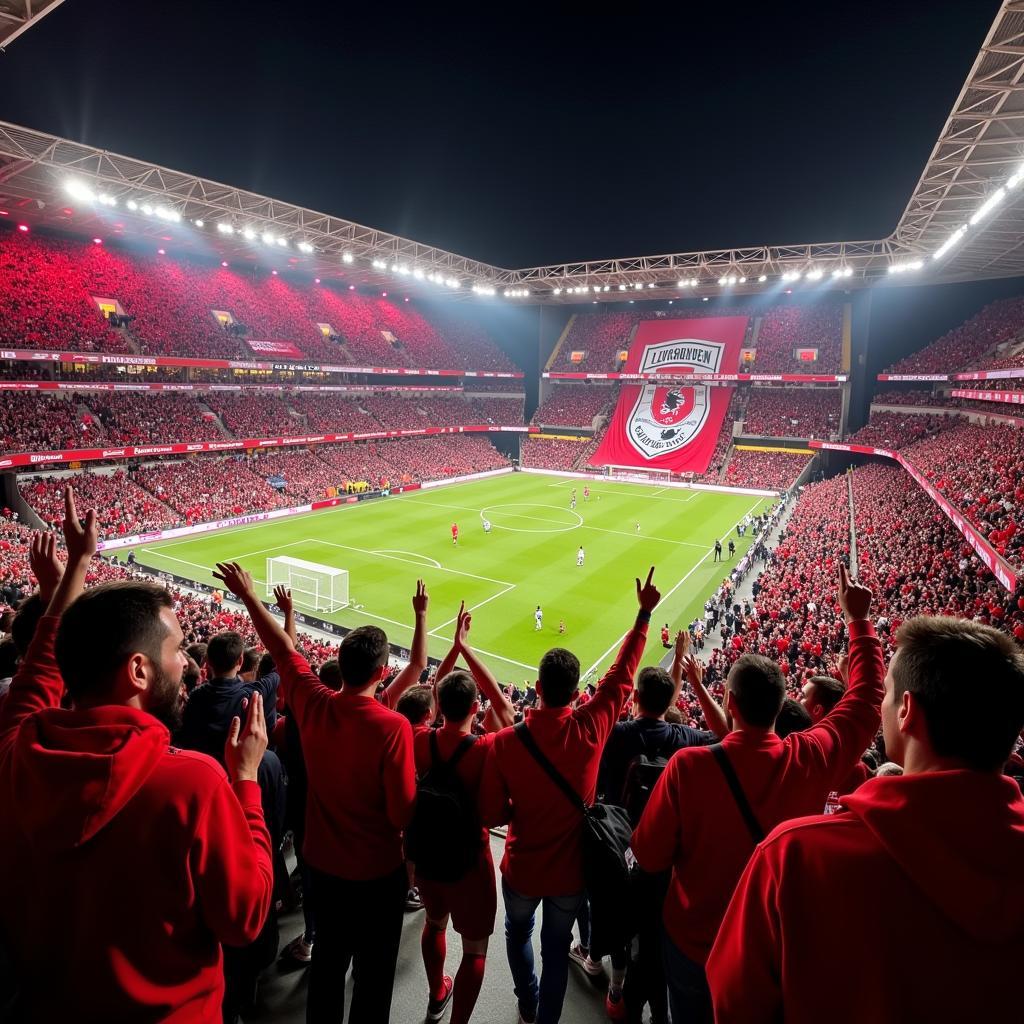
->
xmin=592 ymin=317 xmax=748 ymax=473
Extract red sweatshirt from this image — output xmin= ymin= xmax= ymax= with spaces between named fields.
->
xmin=632 ymin=617 xmax=883 ymax=962
xmin=479 ymin=616 xmax=647 ymax=897
xmin=708 ymin=772 xmax=1024 ymax=1023
xmin=279 ymin=649 xmax=416 ymax=880
xmin=0 ymin=615 xmax=273 ymax=1023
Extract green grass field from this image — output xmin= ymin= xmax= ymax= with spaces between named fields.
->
xmin=130 ymin=473 xmax=770 ymax=681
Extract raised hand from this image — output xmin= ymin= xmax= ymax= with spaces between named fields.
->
xmin=835 ymin=651 xmax=849 ymax=683
xmin=224 ymin=692 xmax=268 ymax=783
xmin=455 ymin=600 xmax=472 ymax=648
xmin=29 ymin=531 xmax=64 ymax=601
xmin=636 ymin=566 xmax=661 ymax=613
xmin=61 ymin=486 xmax=98 ymax=565
xmin=273 ymin=585 xmax=293 ymax=615
xmin=412 ymin=578 xmax=429 ymax=616
xmin=213 ymin=561 xmax=256 ymax=600
xmin=674 ymin=629 xmax=690 ymax=661
xmin=838 ymin=561 xmax=871 ymax=623
xmin=682 ymin=654 xmax=704 ymax=688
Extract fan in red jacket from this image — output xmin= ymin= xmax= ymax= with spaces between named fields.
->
xmin=632 ymin=562 xmax=883 ymax=1024
xmin=708 ymin=614 xmax=1024 ymax=1024
xmin=480 ymin=567 xmax=660 ymax=1024
xmin=0 ymin=490 xmax=273 ymax=1024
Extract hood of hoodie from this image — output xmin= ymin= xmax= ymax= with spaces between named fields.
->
xmin=9 ymin=704 xmax=169 ymax=849
xmin=843 ymin=771 xmax=1024 ymax=943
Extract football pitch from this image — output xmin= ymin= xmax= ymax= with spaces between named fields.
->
xmin=130 ymin=473 xmax=772 ymax=682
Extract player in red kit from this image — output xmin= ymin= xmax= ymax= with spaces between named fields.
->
xmin=451 ymin=523 xmax=459 ymax=546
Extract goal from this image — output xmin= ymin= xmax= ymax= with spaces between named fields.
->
xmin=603 ymin=465 xmax=674 ymax=485
xmin=266 ymin=556 xmax=349 ymax=613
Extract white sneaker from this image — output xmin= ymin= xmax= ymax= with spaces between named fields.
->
xmin=568 ymin=942 xmax=604 ymax=976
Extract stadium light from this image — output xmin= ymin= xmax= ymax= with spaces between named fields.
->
xmin=221 ymin=261 xmax=229 ymax=267
xmin=372 ymin=259 xmax=387 ymax=270
xmin=1006 ymin=162 xmax=1024 ymax=190
xmin=806 ymin=268 xmax=823 ymax=281
xmin=298 ymin=241 xmax=314 ymax=254
xmin=782 ymin=270 xmax=801 ymax=282
xmin=241 ymin=228 xmax=255 ymax=240
xmin=619 ymin=284 xmax=628 ymax=291
xmin=126 ymin=200 xmax=138 ymax=211
xmin=272 ymin=269 xmax=278 ymax=276
xmin=634 ymin=283 xmax=644 ymax=291
xmin=157 ymin=248 xmax=165 ymax=255
xmin=603 ymin=285 xmax=610 ymax=292
xmin=832 ymin=266 xmax=853 ymax=279
xmin=933 ymin=225 xmax=967 ymax=261
xmin=758 ymin=274 xmax=768 ymax=282
xmin=17 ymin=224 xmax=28 ymax=232
xmin=92 ymin=237 xmax=102 ymax=245
xmin=738 ymin=276 xmax=747 ymax=284
xmin=413 ymin=268 xmax=424 ymax=280
xmin=342 ymin=252 xmax=354 ymax=264
xmin=888 ymin=260 xmax=924 ymax=274
xmin=141 ymin=204 xmax=153 ymax=216
xmin=276 ymin=237 xmax=288 ymax=248
xmin=314 ymin=277 xmax=321 ymax=283
xmin=98 ymin=194 xmax=117 ymax=207
xmin=64 ymin=180 xmax=96 ymax=203
xmin=969 ymin=187 xmax=1006 ymax=226
xmin=262 ymin=232 xmax=275 ymax=245
xmin=193 ymin=219 xmax=204 ymax=228
xmin=553 ymin=287 xmax=562 ymax=295
xmin=647 ymin=283 xmax=656 ymax=289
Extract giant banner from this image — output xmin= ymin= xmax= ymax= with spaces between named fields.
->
xmin=591 ymin=316 xmax=748 ymax=473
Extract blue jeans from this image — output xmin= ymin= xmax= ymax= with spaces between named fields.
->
xmin=662 ymin=933 xmax=712 ymax=1024
xmin=503 ymin=880 xmax=583 ymax=1024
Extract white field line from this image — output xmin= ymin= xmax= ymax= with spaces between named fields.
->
xmin=545 ymin=480 xmax=697 ymax=503
xmin=313 ymin=540 xmax=513 ymax=587
xmin=432 ymin=582 xmax=517 ymax=631
xmin=371 ymin=549 xmax=442 ymax=568
xmin=426 ymin=627 xmax=536 ymax=672
xmin=580 ymin=497 xmax=765 ymax=678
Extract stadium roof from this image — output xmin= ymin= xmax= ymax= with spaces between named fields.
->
xmin=1 ymin=1 xmax=1024 ymax=304
xmin=0 ymin=0 xmax=65 ymax=49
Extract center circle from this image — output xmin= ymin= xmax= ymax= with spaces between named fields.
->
xmin=479 ymin=503 xmax=584 ymax=534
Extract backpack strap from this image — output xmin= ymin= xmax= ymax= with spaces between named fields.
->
xmin=430 ymin=730 xmax=477 ymax=770
xmin=514 ymin=722 xmax=588 ymax=813
xmin=710 ymin=743 xmax=765 ymax=843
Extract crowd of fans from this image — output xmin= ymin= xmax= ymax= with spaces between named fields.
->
xmin=0 ymin=228 xmax=518 ymax=371
xmin=721 ymin=449 xmax=811 ymax=490
xmin=519 ymin=436 xmax=594 ymax=471
xmin=847 ymin=410 xmax=959 ymax=449
xmin=742 ymin=387 xmax=841 ymax=438
xmin=0 ymin=393 xmax=99 ymax=452
xmin=86 ymin=392 xmax=224 ymax=445
xmin=885 ymin=295 xmax=1024 ymax=374
xmin=531 ymin=384 xmax=616 ymax=427
xmin=749 ymin=303 xmax=843 ymax=374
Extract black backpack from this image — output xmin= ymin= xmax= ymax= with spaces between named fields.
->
xmin=620 ymin=746 xmax=672 ymax=828
xmin=514 ymin=723 xmax=634 ymax=956
xmin=405 ymin=732 xmax=483 ymax=883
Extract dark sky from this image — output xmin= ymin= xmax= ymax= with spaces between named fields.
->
xmin=0 ymin=0 xmax=1003 ymax=268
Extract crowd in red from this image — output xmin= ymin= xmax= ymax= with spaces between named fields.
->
xmin=847 ymin=410 xmax=959 ymax=449
xmin=742 ymin=387 xmax=841 ymax=438
xmin=721 ymin=450 xmax=811 ymax=490
xmin=86 ymin=392 xmax=225 ymax=445
xmin=0 ymin=228 xmax=517 ymax=371
xmin=750 ymin=303 xmax=843 ymax=374
xmin=531 ymin=384 xmax=616 ymax=427
xmin=0 ymin=393 xmax=100 ymax=453
xmin=885 ymin=295 xmax=1024 ymax=374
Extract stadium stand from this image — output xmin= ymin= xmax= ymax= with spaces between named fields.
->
xmin=721 ymin=449 xmax=811 ymax=490
xmin=742 ymin=388 xmax=841 ymax=438
xmin=531 ymin=384 xmax=616 ymax=427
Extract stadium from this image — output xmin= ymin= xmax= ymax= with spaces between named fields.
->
xmin=0 ymin=2 xmax=1022 ymax=1023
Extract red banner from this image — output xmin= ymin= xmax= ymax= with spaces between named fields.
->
xmin=950 ymin=388 xmax=1024 ymax=407
xmin=591 ymin=317 xmax=748 ymax=473
xmin=546 ymin=371 xmax=846 ymax=383
xmin=245 ymin=339 xmax=305 ymax=358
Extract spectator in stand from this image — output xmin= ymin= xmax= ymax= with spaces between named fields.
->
xmin=0 ymin=489 xmax=273 ymax=1021
xmin=410 ymin=602 xmax=516 ymax=1024
xmin=531 ymin=385 xmax=616 ymax=428
xmin=213 ymin=562 xmax=422 ymax=1024
xmin=708 ymin=616 xmax=1024 ymax=1023
xmin=742 ymin=388 xmax=841 ymax=439
xmin=479 ymin=568 xmax=660 ymax=1024
xmin=722 ymin=450 xmax=810 ymax=490
xmin=632 ymin=563 xmax=884 ymax=1024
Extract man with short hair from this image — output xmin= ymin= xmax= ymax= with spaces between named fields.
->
xmin=214 ymin=562 xmax=421 ymax=1024
xmin=481 ymin=567 xmax=660 ymax=1024
xmin=801 ymin=673 xmax=871 ymax=799
xmin=0 ymin=489 xmax=273 ymax=1022
xmin=633 ymin=562 xmax=884 ymax=1024
xmin=708 ymin=615 xmax=1024 ymax=1023
xmin=413 ymin=602 xmax=516 ymax=1024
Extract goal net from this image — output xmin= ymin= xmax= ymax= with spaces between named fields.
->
xmin=266 ymin=555 xmax=349 ymax=613
xmin=604 ymin=465 xmax=674 ymax=485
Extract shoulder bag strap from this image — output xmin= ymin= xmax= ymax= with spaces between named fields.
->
xmin=514 ymin=722 xmax=588 ymax=813
xmin=710 ymin=743 xmax=765 ymax=843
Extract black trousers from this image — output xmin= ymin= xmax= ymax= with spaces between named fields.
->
xmin=306 ymin=863 xmax=407 ymax=1024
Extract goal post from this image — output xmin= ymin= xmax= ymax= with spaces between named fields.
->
xmin=266 ymin=555 xmax=349 ymax=613
xmin=603 ymin=464 xmax=674 ymax=485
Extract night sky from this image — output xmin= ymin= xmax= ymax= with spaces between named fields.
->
xmin=0 ymin=0 xmax=1003 ymax=268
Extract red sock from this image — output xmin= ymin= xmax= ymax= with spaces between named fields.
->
xmin=421 ymin=922 xmax=447 ymax=1001
xmin=450 ymin=952 xmax=487 ymax=1024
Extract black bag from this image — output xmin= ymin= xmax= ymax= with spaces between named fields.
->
xmin=620 ymin=729 xmax=674 ymax=827
xmin=405 ymin=732 xmax=482 ymax=883
xmin=514 ymin=723 xmax=634 ymax=955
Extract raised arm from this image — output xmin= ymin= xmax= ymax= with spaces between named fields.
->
xmin=214 ymin=562 xmax=295 ymax=663
xmin=1 ymin=489 xmax=97 ymax=741
xmin=456 ymin=604 xmax=515 ymax=731
xmin=274 ymin=585 xmax=297 ymax=645
xmin=799 ymin=562 xmax=884 ymax=777
xmin=380 ymin=579 xmax=429 ymax=709
xmin=433 ymin=603 xmax=464 ymax=684
xmin=681 ymin=645 xmax=729 ymax=739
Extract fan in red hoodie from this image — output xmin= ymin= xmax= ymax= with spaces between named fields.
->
xmin=0 ymin=489 xmax=274 ymax=1024
xmin=631 ymin=562 xmax=884 ymax=1024
xmin=708 ymin=614 xmax=1024 ymax=1024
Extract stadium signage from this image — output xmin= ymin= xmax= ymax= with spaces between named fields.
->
xmin=0 ymin=425 xmax=542 ymax=470
xmin=950 ymin=388 xmax=1024 ymax=405
xmin=545 ymin=371 xmax=848 ymax=383
xmin=0 ymin=381 xmax=471 ymax=394
xmin=808 ymin=440 xmax=1017 ymax=591
xmin=953 ymin=367 xmax=1024 ymax=381
xmin=0 ymin=348 xmax=524 ymax=378
xmin=875 ymin=374 xmax=949 ymax=382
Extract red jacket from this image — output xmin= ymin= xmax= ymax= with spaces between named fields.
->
xmin=632 ymin=617 xmax=883 ymax=962
xmin=708 ymin=771 xmax=1024 ymax=1023
xmin=279 ymin=649 xmax=416 ymax=880
xmin=479 ymin=616 xmax=648 ymax=897
xmin=0 ymin=615 xmax=273 ymax=1023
